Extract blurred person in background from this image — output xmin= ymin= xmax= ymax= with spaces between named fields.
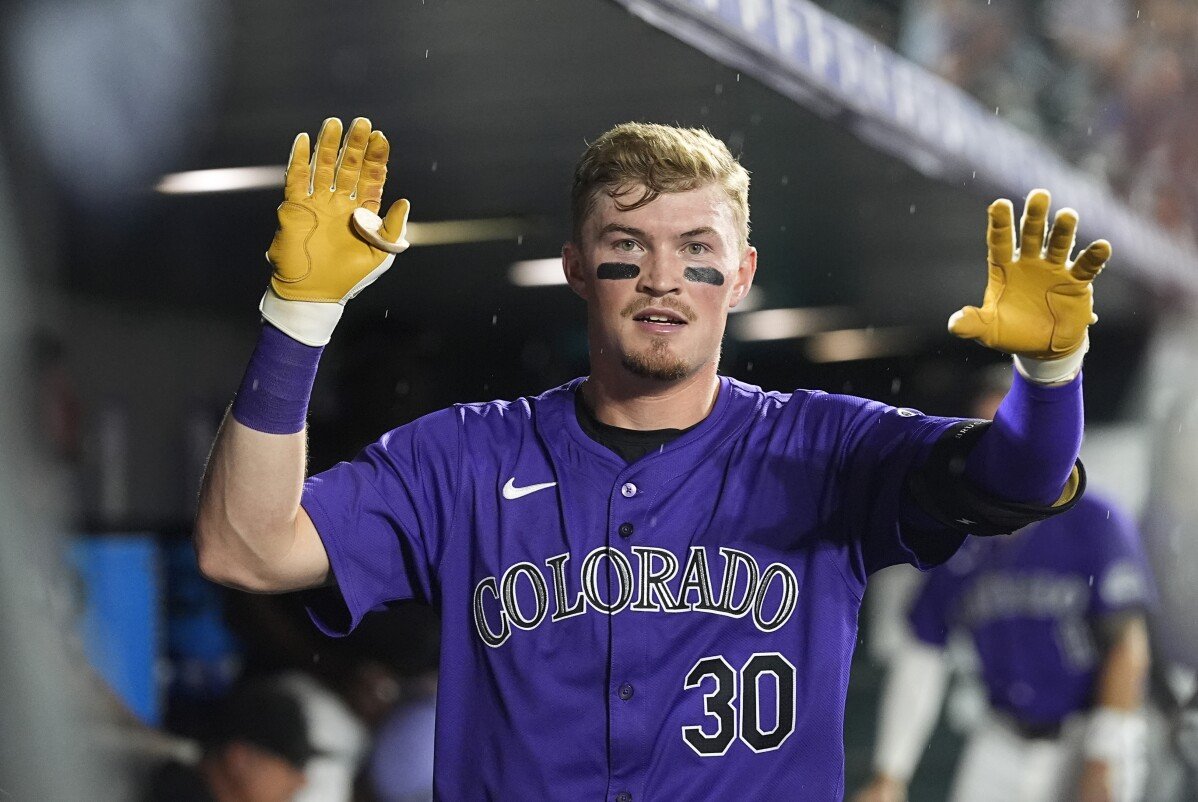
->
xmin=899 ymin=0 xmax=1054 ymax=137
xmin=221 ymin=571 xmax=448 ymax=800
xmin=854 ymin=366 xmax=1154 ymax=802
xmin=213 ymin=593 xmax=410 ymax=802
xmin=275 ymin=668 xmax=372 ymax=802
xmin=141 ymin=681 xmax=317 ymax=802
xmin=216 ymin=591 xmax=374 ymax=802
xmin=893 ymin=0 xmax=1198 ymax=245
xmin=360 ymin=605 xmax=441 ymax=802
xmin=365 ymin=669 xmax=435 ymax=802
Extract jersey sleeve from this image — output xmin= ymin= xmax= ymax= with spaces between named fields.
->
xmin=1083 ymin=501 xmax=1155 ymax=617
xmin=827 ymin=395 xmax=970 ymax=579
xmin=301 ymin=406 xmax=462 ymax=636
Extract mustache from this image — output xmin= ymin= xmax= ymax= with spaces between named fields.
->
xmin=620 ymin=297 xmax=697 ymax=322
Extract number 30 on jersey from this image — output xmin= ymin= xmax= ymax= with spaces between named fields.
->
xmin=682 ymin=652 xmax=797 ymax=756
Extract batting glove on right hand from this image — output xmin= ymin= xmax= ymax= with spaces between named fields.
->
xmin=261 ymin=117 xmax=410 ymax=346
xmin=948 ymin=189 xmax=1110 ymax=383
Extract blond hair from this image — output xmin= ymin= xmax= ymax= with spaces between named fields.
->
xmin=571 ymin=122 xmax=750 ymax=247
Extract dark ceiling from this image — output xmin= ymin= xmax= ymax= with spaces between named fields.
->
xmin=2 ymin=0 xmax=1157 ymax=432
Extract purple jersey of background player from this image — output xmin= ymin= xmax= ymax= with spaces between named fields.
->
xmin=908 ymin=491 xmax=1154 ymax=727
xmin=302 ymin=376 xmax=973 ymax=800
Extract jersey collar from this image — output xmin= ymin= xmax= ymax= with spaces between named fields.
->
xmin=532 ymin=375 xmax=742 ymax=471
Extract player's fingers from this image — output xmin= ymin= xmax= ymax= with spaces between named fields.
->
xmin=947 ymin=306 xmax=988 ymax=340
xmin=987 ymin=199 xmax=1015 ymax=266
xmin=379 ymin=198 xmax=411 ymax=247
xmin=357 ymin=130 xmax=389 ymax=213
xmin=1019 ymin=188 xmax=1051 ymax=259
xmin=1073 ymin=239 xmax=1111 ymax=281
xmin=283 ymin=132 xmax=311 ymax=200
xmin=310 ymin=117 xmax=342 ymax=197
xmin=352 ymin=199 xmax=410 ymax=254
xmin=1045 ymin=207 xmax=1078 ymax=265
xmin=333 ymin=117 xmax=371 ymax=196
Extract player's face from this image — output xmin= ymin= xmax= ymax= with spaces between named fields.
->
xmin=228 ymin=744 xmax=308 ymax=802
xmin=563 ymin=183 xmax=757 ymax=384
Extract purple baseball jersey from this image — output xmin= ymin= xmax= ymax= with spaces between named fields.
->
xmin=302 ymin=376 xmax=969 ymax=800
xmin=908 ymin=491 xmax=1153 ymax=726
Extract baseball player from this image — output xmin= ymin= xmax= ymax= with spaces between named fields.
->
xmin=854 ymin=379 xmax=1153 ymax=802
xmin=195 ymin=116 xmax=1109 ymax=799
xmin=855 ymin=490 xmax=1153 ymax=802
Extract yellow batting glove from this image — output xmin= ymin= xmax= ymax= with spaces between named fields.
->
xmin=261 ymin=117 xmax=411 ymax=346
xmin=948 ymin=188 xmax=1111 ymax=383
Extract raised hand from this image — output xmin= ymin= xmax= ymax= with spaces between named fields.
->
xmin=261 ymin=117 xmax=411 ymax=346
xmin=948 ymin=188 xmax=1110 ymax=362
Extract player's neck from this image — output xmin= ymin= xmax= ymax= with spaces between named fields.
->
xmin=581 ymin=364 xmax=719 ymax=431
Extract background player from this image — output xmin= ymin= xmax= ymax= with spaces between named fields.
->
xmin=854 ymin=371 xmax=1154 ymax=802
xmin=195 ymin=116 xmax=1108 ymax=799
xmin=140 ymin=682 xmax=317 ymax=802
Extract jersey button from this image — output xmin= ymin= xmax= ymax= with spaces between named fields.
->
xmin=616 ymin=793 xmax=632 ymax=802
xmin=618 ymin=522 xmax=634 ymax=538
xmin=618 ymin=683 xmax=634 ymax=700
xmin=620 ymin=482 xmax=637 ymax=498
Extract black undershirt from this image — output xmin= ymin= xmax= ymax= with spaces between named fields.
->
xmin=573 ymin=391 xmax=697 ymax=463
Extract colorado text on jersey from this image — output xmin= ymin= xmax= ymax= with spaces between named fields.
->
xmin=472 ymin=545 xmax=799 ymax=647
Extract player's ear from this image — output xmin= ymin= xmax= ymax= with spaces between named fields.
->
xmin=728 ymin=245 xmax=757 ymax=310
xmin=562 ymin=242 xmax=589 ymax=300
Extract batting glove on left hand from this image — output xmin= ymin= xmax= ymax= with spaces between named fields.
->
xmin=948 ymin=189 xmax=1110 ymax=383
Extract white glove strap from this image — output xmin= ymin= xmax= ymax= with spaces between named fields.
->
xmin=258 ymin=245 xmax=396 ymax=347
xmin=1013 ymin=333 xmax=1088 ymax=384
xmin=1083 ymin=707 xmax=1146 ymax=762
xmin=259 ymin=287 xmax=345 ymax=347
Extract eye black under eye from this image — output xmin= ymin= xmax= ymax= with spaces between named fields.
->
xmin=684 ymin=266 xmax=724 ymax=286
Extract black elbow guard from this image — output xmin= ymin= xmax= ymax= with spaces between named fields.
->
xmin=905 ymin=420 xmax=1086 ymax=537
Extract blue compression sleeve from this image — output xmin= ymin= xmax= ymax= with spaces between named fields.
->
xmin=963 ymin=371 xmax=1083 ymax=505
xmin=230 ymin=323 xmax=324 ymax=434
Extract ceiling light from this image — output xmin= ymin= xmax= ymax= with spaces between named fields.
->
xmin=157 ymin=166 xmax=536 ymax=246
xmin=509 ymin=258 xmax=567 ymax=287
xmin=155 ymin=166 xmax=285 ymax=194
xmin=804 ymin=326 xmax=923 ymax=362
xmin=730 ymin=306 xmax=853 ymax=340
xmin=408 ymin=217 xmax=528 ymax=246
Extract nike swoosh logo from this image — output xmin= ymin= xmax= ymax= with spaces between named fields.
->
xmin=502 ymin=477 xmax=557 ymax=500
